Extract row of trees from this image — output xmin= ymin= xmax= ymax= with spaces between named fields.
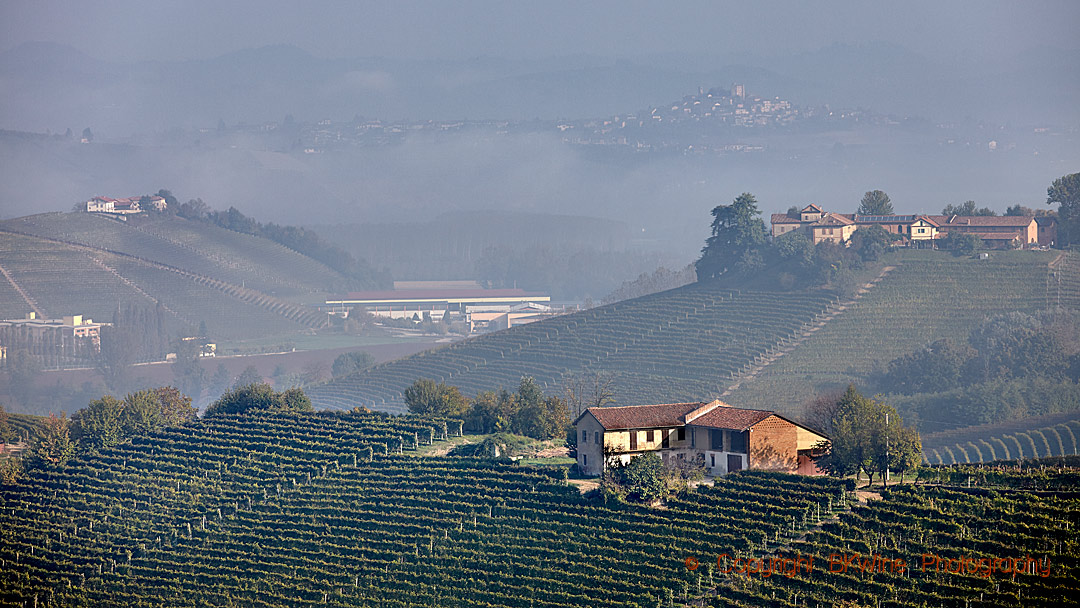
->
xmin=882 ymin=309 xmax=1079 ymax=396
xmin=404 ymin=377 xmax=570 ymax=441
xmin=157 ymin=190 xmax=388 ymax=288
xmin=18 ymin=387 xmax=199 ymax=473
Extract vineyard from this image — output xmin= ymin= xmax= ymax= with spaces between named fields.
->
xmin=0 ymin=213 xmax=351 ymax=297
xmin=0 ymin=221 xmax=334 ymax=341
xmin=308 ymin=284 xmax=842 ymax=412
xmin=0 ymin=411 xmax=851 ymax=607
xmin=726 ymin=250 xmax=1072 ymax=413
xmin=310 ymin=250 xmax=1074 ymax=417
xmin=921 ymin=411 xmax=1080 ymax=465
xmin=710 ymin=475 xmax=1080 ymax=608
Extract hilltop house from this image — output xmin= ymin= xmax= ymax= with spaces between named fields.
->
xmin=573 ymin=400 xmax=828 ymax=477
xmin=85 ymin=195 xmax=167 ymax=215
xmin=770 ymin=204 xmax=1051 ymax=249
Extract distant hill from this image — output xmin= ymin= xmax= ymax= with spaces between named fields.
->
xmin=0 ymin=212 xmax=366 ymax=340
xmin=309 ymin=250 xmax=1078 ymax=423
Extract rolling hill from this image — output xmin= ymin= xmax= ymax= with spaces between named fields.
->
xmin=0 ymin=409 xmax=850 ymax=607
xmin=2 ymin=408 xmax=1076 ymax=607
xmin=310 ymin=250 xmax=1077 ymax=421
xmin=0 ymin=212 xmax=369 ymax=341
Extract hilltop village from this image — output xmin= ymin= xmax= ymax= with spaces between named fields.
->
xmin=772 ymin=203 xmax=1057 ymax=249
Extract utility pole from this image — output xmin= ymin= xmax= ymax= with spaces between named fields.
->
xmin=885 ymin=412 xmax=890 ymax=484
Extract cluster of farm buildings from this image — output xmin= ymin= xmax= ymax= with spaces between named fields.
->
xmin=773 ymin=204 xmax=1056 ymax=248
xmin=85 ymin=195 xmax=167 ymax=215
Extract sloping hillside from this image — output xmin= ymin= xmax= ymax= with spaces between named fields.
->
xmin=0 ymin=212 xmax=356 ymax=297
xmin=311 ymin=249 xmax=1073 ymax=415
xmin=0 ymin=215 xmax=342 ymax=340
xmin=726 ymin=250 xmax=1069 ymax=414
xmin=309 ymin=283 xmax=841 ymax=412
xmin=0 ymin=410 xmax=849 ymax=608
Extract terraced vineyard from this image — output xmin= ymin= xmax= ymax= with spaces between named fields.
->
xmin=727 ymin=250 xmax=1069 ymax=413
xmin=0 ymin=217 xmax=339 ymax=341
xmin=0 ymin=213 xmax=350 ymax=297
xmin=711 ymin=480 xmax=1080 ymax=608
xmin=308 ymin=285 xmax=842 ymax=412
xmin=922 ymin=411 xmax=1080 ymax=465
xmin=0 ymin=411 xmax=850 ymax=607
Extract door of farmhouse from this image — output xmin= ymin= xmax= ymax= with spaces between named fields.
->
xmin=727 ymin=454 xmax=743 ymax=473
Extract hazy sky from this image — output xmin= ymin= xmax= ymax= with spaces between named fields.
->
xmin=3 ymin=0 xmax=1078 ymax=62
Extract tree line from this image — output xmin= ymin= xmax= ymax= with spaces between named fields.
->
xmin=403 ymin=376 xmax=570 ymax=441
xmin=155 ymin=190 xmax=389 ymax=288
xmin=2 ymin=382 xmax=312 ymax=485
xmin=879 ymin=308 xmax=1080 ymax=428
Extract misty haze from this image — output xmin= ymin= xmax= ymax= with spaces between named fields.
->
xmin=1 ymin=2 xmax=1079 ymax=607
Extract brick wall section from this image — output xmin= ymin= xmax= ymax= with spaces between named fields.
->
xmin=749 ymin=415 xmax=798 ymax=472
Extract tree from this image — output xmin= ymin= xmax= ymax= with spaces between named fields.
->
xmin=404 ymin=379 xmax=468 ymax=418
xmin=512 ymin=377 xmax=568 ymax=440
xmin=71 ymin=387 xmax=196 ymax=451
xmin=332 ymin=351 xmax=374 ymax=378
xmin=464 ymin=390 xmax=515 ymax=433
xmin=209 ymin=363 xmax=232 ymax=398
xmin=24 ymin=413 xmax=76 ymax=469
xmin=942 ymin=200 xmax=996 ymax=216
xmin=1047 ymin=172 xmax=1080 ymax=246
xmin=81 ymin=127 xmax=93 ymax=142
xmin=71 ymin=395 xmax=125 ymax=450
xmin=205 ymin=383 xmax=312 ymax=417
xmin=890 ymin=425 xmax=922 ymax=483
xmin=6 ymin=349 xmax=41 ymax=407
xmin=858 ymin=190 xmax=893 ymax=215
xmin=233 ymin=365 xmax=263 ymax=389
xmin=882 ymin=339 xmax=978 ymax=394
xmin=608 ymin=452 xmax=667 ymax=503
xmin=172 ymin=340 xmax=207 ymax=401
xmin=562 ymin=372 xmax=615 ymax=421
xmin=812 ymin=386 xmax=917 ymax=488
xmin=786 ymin=205 xmax=801 ymax=219
xmin=941 ymin=232 xmax=983 ymax=255
xmin=695 ymin=193 xmax=767 ymax=280
xmin=95 ymin=324 xmax=138 ymax=394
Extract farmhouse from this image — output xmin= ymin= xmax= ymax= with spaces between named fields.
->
xmin=770 ymin=204 xmax=1052 ymax=249
xmin=85 ymin=195 xmax=167 ymax=215
xmin=574 ymin=400 xmax=828 ymax=477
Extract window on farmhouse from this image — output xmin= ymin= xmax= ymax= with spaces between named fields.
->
xmin=630 ymin=431 xmax=637 ymax=450
xmin=581 ymin=430 xmax=587 ymax=443
xmin=710 ymin=454 xmax=716 ymax=467
xmin=583 ymin=454 xmax=587 ymax=466
xmin=730 ymin=431 xmax=748 ymax=453
xmin=677 ymin=428 xmax=685 ymax=441
xmin=646 ymin=430 xmax=654 ymax=443
xmin=710 ymin=429 xmax=723 ymax=450
xmin=595 ymin=431 xmax=600 ymax=445
xmin=661 ymin=431 xmax=670 ymax=449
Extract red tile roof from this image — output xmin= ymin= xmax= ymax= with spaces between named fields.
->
xmin=771 ymin=214 xmax=802 ymax=224
xmin=687 ymin=407 xmax=774 ymax=431
xmin=582 ymin=402 xmax=706 ymax=430
xmin=929 ymin=215 xmax=1035 ymax=227
xmin=801 ymin=203 xmax=823 ymax=213
xmin=811 ymin=213 xmax=854 ymax=226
